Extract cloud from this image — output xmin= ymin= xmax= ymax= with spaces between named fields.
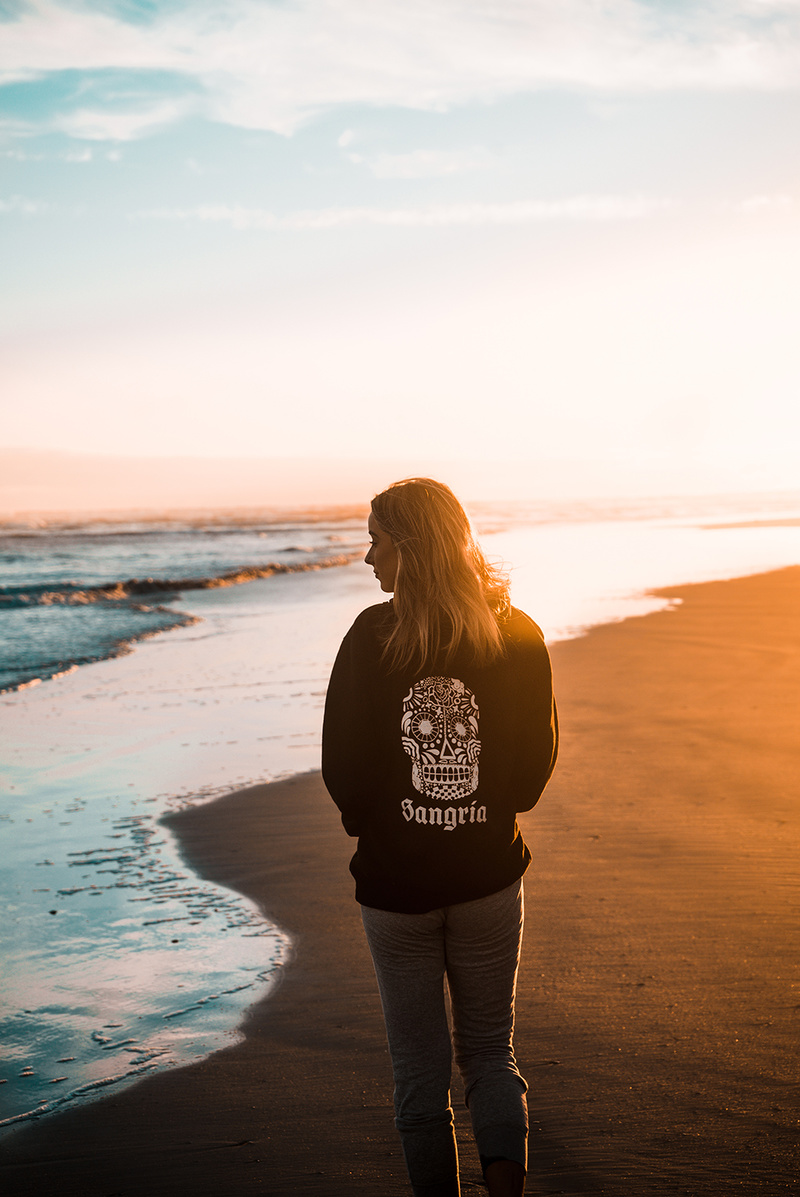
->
xmin=1 ymin=147 xmax=45 ymax=161
xmin=1 ymin=142 xmax=90 ymax=160
xmin=2 ymin=1 xmax=800 ymax=141
xmin=62 ymin=146 xmax=92 ymax=162
xmin=737 ymin=192 xmax=794 ymax=213
xmin=366 ymin=148 xmax=493 ymax=179
xmin=0 ymin=193 xmax=48 ymax=213
xmin=53 ymin=97 xmax=195 ymax=141
xmin=136 ymin=194 xmax=668 ymax=230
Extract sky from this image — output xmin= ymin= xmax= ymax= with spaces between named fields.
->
xmin=2 ymin=0 xmax=800 ymax=508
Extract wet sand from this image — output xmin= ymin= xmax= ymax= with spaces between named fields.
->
xmin=1 ymin=567 xmax=798 ymax=1195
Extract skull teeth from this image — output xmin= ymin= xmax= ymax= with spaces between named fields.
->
xmin=422 ymin=765 xmax=472 ymax=784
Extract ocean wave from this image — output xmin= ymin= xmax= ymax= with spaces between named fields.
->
xmin=0 ymin=552 xmax=360 ymax=610
xmin=0 ymin=607 xmax=202 ymax=695
xmin=0 ymin=1057 xmax=167 ymax=1130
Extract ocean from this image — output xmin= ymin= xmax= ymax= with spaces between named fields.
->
xmin=1 ymin=491 xmax=799 ymax=1130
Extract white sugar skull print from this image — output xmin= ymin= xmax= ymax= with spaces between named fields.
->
xmin=401 ymin=676 xmax=481 ymax=801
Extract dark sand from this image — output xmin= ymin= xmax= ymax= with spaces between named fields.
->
xmin=2 ymin=567 xmax=798 ymax=1196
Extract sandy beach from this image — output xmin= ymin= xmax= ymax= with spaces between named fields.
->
xmin=1 ymin=566 xmax=798 ymax=1196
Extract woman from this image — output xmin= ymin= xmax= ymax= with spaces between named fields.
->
xmin=322 ymin=478 xmax=558 ymax=1197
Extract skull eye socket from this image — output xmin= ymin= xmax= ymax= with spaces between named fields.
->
xmin=411 ymin=709 xmax=440 ymax=742
xmin=451 ymin=720 xmax=470 ymax=740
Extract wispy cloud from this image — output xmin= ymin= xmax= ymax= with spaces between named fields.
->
xmin=135 ymin=194 xmax=669 ymax=230
xmin=53 ymin=98 xmax=195 ymax=141
xmin=0 ymin=194 xmax=49 ymax=214
xmin=363 ymin=148 xmax=493 ymax=180
xmin=2 ymin=144 xmax=98 ymax=162
xmin=2 ymin=1 xmax=800 ymax=141
xmin=736 ymin=193 xmax=794 ymax=214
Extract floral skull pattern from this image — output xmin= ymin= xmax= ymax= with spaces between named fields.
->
xmin=401 ymin=676 xmax=481 ymax=801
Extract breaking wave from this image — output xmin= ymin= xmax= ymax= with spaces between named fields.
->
xmin=0 ymin=552 xmax=359 ymax=611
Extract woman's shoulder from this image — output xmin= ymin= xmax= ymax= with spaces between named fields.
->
xmin=351 ymin=601 xmax=394 ymax=628
xmin=501 ymin=605 xmax=547 ymax=646
xmin=345 ymin=601 xmax=395 ymax=644
xmin=495 ymin=607 xmax=553 ymax=670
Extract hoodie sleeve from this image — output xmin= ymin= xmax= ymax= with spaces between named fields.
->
xmin=504 ymin=611 xmax=559 ymax=812
xmin=321 ymin=608 xmax=387 ymax=837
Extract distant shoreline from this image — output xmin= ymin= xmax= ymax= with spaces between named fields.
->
xmin=700 ymin=516 xmax=800 ymax=529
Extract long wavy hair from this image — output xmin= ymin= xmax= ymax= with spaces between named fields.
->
xmin=370 ymin=478 xmax=509 ymax=671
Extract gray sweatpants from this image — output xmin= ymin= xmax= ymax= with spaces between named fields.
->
xmin=361 ymin=879 xmax=528 ymax=1197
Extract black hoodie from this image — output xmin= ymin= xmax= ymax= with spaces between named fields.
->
xmin=322 ymin=602 xmax=558 ymax=913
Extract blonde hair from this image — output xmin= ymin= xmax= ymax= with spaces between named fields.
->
xmin=371 ymin=477 xmax=509 ymax=672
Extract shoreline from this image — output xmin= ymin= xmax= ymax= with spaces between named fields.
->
xmin=1 ymin=566 xmax=798 ymax=1195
